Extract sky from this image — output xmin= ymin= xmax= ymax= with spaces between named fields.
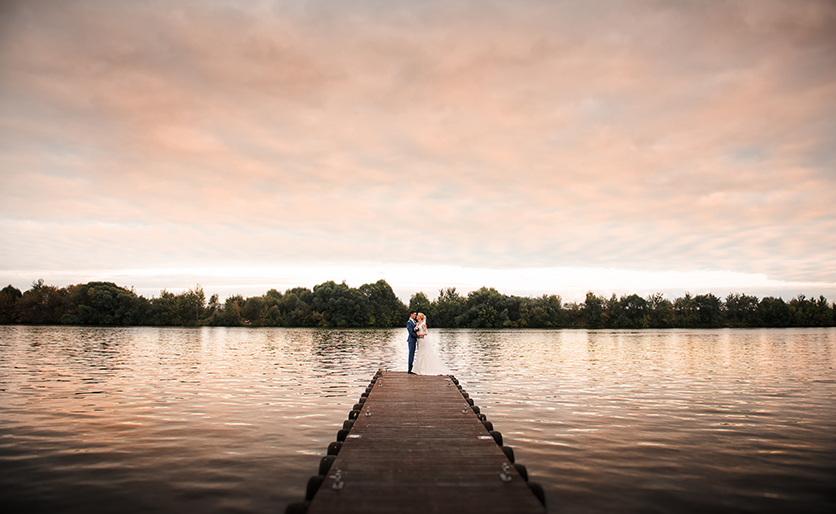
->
xmin=1 ymin=0 xmax=835 ymax=303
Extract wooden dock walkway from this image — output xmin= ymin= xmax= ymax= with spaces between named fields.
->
xmin=289 ymin=371 xmax=546 ymax=514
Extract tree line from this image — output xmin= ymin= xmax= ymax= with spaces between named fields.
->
xmin=0 ymin=279 xmax=834 ymax=329
xmin=410 ymin=289 xmax=835 ymax=329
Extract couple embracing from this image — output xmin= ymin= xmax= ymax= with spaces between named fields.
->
xmin=406 ymin=310 xmax=451 ymax=375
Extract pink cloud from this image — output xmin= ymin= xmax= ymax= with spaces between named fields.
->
xmin=1 ymin=0 xmax=835 ymax=296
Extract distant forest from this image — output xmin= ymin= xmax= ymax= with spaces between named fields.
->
xmin=1 ymin=279 xmax=834 ymax=329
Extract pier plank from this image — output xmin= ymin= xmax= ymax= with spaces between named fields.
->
xmin=306 ymin=371 xmax=546 ymax=513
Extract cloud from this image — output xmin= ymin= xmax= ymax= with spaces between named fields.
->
xmin=1 ymin=0 xmax=835 ymax=298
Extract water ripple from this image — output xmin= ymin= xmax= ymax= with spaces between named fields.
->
xmin=1 ymin=326 xmax=835 ymax=513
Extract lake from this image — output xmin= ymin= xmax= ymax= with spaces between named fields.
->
xmin=1 ymin=326 xmax=834 ymax=513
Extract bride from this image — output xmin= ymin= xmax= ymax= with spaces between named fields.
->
xmin=412 ymin=313 xmax=451 ymax=375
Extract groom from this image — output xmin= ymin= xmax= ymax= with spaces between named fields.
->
xmin=406 ymin=310 xmax=418 ymax=374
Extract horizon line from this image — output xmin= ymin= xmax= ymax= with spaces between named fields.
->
xmin=3 ymin=264 xmax=836 ymax=304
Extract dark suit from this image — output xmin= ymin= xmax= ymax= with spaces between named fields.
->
xmin=406 ymin=317 xmax=418 ymax=372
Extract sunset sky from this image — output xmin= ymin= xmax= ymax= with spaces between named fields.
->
xmin=2 ymin=0 xmax=835 ymax=303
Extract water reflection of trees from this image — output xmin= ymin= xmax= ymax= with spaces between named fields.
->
xmin=309 ymin=329 xmax=399 ymax=378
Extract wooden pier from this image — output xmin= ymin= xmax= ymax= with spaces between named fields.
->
xmin=288 ymin=371 xmax=546 ymax=513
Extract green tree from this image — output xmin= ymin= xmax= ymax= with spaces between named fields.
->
xmin=15 ymin=279 xmax=65 ymax=324
xmin=279 ymin=287 xmax=317 ymax=326
xmin=463 ymin=287 xmax=509 ymax=328
xmin=223 ymin=295 xmax=245 ymax=326
xmin=582 ymin=291 xmax=604 ymax=329
xmin=758 ymin=297 xmax=791 ymax=327
xmin=811 ymin=295 xmax=834 ymax=326
xmin=724 ymin=293 xmax=761 ymax=327
xmin=562 ymin=301 xmax=585 ymax=327
xmin=519 ymin=294 xmax=563 ymax=328
xmin=0 ymin=285 xmax=23 ymax=323
xmin=177 ymin=286 xmax=205 ymax=326
xmin=693 ymin=293 xmax=722 ymax=328
xmin=312 ymin=281 xmax=371 ymax=327
xmin=60 ymin=282 xmax=150 ymax=325
xmin=242 ymin=296 xmax=265 ymax=325
xmin=614 ymin=294 xmax=648 ymax=328
xmin=646 ymin=293 xmax=674 ymax=328
xmin=149 ymin=290 xmax=179 ymax=325
xmin=673 ymin=293 xmax=697 ymax=328
xmin=360 ymin=280 xmax=406 ymax=327
xmin=432 ymin=287 xmax=466 ymax=328
xmin=207 ymin=293 xmax=221 ymax=318
xmin=409 ymin=291 xmax=432 ymax=318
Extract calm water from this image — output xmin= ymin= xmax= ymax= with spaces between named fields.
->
xmin=1 ymin=326 xmax=835 ymax=513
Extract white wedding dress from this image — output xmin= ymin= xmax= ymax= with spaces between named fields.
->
xmin=412 ymin=317 xmax=451 ymax=375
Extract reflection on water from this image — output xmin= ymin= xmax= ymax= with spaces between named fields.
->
xmin=1 ymin=326 xmax=834 ymax=513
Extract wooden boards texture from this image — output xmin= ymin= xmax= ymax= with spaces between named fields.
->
xmin=294 ymin=371 xmax=546 ymax=514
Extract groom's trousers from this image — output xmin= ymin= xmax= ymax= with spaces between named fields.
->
xmin=407 ymin=340 xmax=416 ymax=371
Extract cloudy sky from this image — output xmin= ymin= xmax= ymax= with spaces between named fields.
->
xmin=1 ymin=0 xmax=835 ymax=302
